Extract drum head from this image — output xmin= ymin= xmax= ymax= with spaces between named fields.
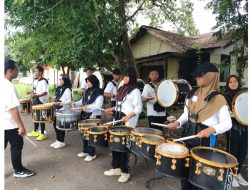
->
xmin=56 ymin=110 xmax=81 ymax=116
xmin=157 ymin=80 xmax=177 ymax=107
xmin=93 ymin=71 xmax=104 ymax=89
xmin=233 ymin=91 xmax=248 ymax=126
xmin=142 ymin=135 xmax=164 ymax=142
xmin=158 ymin=143 xmax=188 ymax=155
xmin=89 ymin=127 xmax=108 ymax=132
xmin=81 ymin=118 xmax=100 ymax=124
xmin=133 ymin=127 xmax=162 ymax=136
xmin=110 ymin=126 xmax=132 ymax=134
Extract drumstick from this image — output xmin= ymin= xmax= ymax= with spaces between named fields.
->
xmin=173 ymin=135 xmax=198 ymax=142
xmin=151 ymin=122 xmax=168 ymax=127
xmin=71 ymin=107 xmax=84 ymax=110
xmin=104 ymin=120 xmax=122 ymax=125
xmin=25 ymin=136 xmax=38 ymax=148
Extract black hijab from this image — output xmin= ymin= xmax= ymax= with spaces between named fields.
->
xmin=82 ymin=75 xmax=103 ymax=105
xmin=55 ymin=75 xmax=72 ymax=101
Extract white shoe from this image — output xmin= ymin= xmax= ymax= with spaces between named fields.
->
xmin=232 ymin=177 xmax=240 ymax=187
xmin=84 ymin=155 xmax=96 ymax=162
xmin=50 ymin=141 xmax=60 ymax=148
xmin=104 ymin=168 xmax=122 ymax=176
xmin=118 ymin=173 xmax=130 ymax=183
xmin=54 ymin=142 xmax=66 ymax=149
xmin=77 ymin=152 xmax=89 ymax=158
xmin=237 ymin=173 xmax=248 ymax=186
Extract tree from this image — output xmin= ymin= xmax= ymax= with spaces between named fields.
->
xmin=205 ymin=0 xmax=248 ymax=79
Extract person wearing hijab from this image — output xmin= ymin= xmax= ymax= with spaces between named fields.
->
xmin=104 ymin=67 xmax=142 ymax=183
xmin=224 ymin=75 xmax=248 ymax=187
xmin=50 ymin=74 xmax=72 ymax=149
xmin=72 ymin=75 xmax=104 ymax=162
xmin=167 ymin=63 xmax=232 ymax=190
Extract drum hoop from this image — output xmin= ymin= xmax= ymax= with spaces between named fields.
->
xmin=190 ymin=146 xmax=238 ymax=168
xmin=141 ymin=135 xmax=165 ymax=145
xmin=131 ymin=128 xmax=163 ymax=137
xmin=232 ymin=91 xmax=248 ymax=126
xmin=32 ymin=103 xmax=55 ymax=110
xmin=87 ymin=127 xmax=109 ymax=134
xmin=19 ymin=98 xmax=31 ymax=103
xmin=78 ymin=123 xmax=98 ymax=127
xmin=56 ymin=111 xmax=81 ymax=116
xmin=166 ymin=138 xmax=186 ymax=146
xmin=155 ymin=142 xmax=190 ymax=158
xmin=109 ymin=126 xmax=133 ymax=136
xmin=80 ymin=119 xmax=101 ymax=124
xmin=33 ymin=120 xmax=51 ymax=124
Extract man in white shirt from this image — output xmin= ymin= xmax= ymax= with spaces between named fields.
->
xmin=142 ymin=69 xmax=167 ymax=130
xmin=81 ymin=67 xmax=94 ymax=94
xmin=27 ymin=66 xmax=49 ymax=141
xmin=104 ymin=68 xmax=121 ymax=107
xmin=2 ymin=59 xmax=35 ymax=178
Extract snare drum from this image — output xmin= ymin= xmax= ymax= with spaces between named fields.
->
xmin=109 ymin=126 xmax=133 ymax=152
xmin=157 ymin=79 xmax=192 ymax=107
xmin=232 ymin=91 xmax=248 ymax=126
xmin=155 ymin=142 xmax=190 ymax=179
xmin=140 ymin=135 xmax=165 ymax=160
xmin=78 ymin=120 xmax=99 ymax=140
xmin=86 ymin=126 xmax=109 ymax=148
xmin=19 ymin=98 xmax=32 ymax=114
xmin=55 ymin=110 xmax=81 ymax=131
xmin=130 ymin=127 xmax=162 ymax=156
xmin=32 ymin=103 xmax=55 ymax=123
xmin=189 ymin=146 xmax=238 ymax=190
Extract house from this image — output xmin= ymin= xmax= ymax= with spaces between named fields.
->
xmin=130 ymin=25 xmax=248 ymax=86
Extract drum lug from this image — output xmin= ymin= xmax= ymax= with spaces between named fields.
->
xmin=233 ymin=167 xmax=238 ymax=177
xmin=185 ymin=157 xmax=190 ymax=168
xmin=217 ymin=168 xmax=224 ymax=182
xmin=154 ymin=154 xmax=161 ymax=166
xmin=122 ymin=137 xmax=126 ymax=145
xmin=85 ymin=134 xmax=89 ymax=140
xmin=171 ymin=159 xmax=177 ymax=170
xmin=195 ymin=162 xmax=201 ymax=175
xmin=104 ymin=134 xmax=108 ymax=141
xmin=94 ymin=135 xmax=97 ymax=143
xmin=136 ymin=136 xmax=141 ymax=147
xmin=109 ymin=135 xmax=113 ymax=142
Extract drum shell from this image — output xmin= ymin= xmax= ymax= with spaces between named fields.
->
xmin=87 ymin=127 xmax=109 ymax=148
xmin=32 ymin=108 xmax=54 ymax=123
xmin=78 ymin=122 xmax=98 ymax=140
xmin=20 ymin=100 xmax=32 ymax=114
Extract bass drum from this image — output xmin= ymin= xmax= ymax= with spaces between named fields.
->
xmin=157 ymin=79 xmax=192 ymax=107
xmin=232 ymin=91 xmax=248 ymax=126
xmin=93 ymin=71 xmax=104 ymax=89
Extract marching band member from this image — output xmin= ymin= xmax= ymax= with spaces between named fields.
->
xmin=104 ymin=67 xmax=142 ymax=183
xmin=224 ymin=75 xmax=248 ymax=187
xmin=104 ymin=68 xmax=121 ymax=107
xmin=50 ymin=74 xmax=72 ymax=149
xmin=27 ymin=66 xmax=49 ymax=141
xmin=142 ymin=69 xmax=167 ymax=130
xmin=73 ymin=75 xmax=104 ymax=162
xmin=81 ymin=67 xmax=94 ymax=95
xmin=167 ymin=63 xmax=232 ymax=190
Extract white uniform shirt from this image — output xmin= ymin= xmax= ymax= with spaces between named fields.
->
xmin=142 ymin=84 xmax=166 ymax=117
xmin=104 ymin=81 xmax=118 ymax=101
xmin=75 ymin=96 xmax=104 ymax=118
xmin=33 ymin=79 xmax=49 ymax=103
xmin=81 ymin=79 xmax=88 ymax=90
xmin=1 ymin=78 xmax=20 ymax=130
xmin=177 ymin=99 xmax=232 ymax=135
xmin=116 ymin=89 xmax=142 ymax=127
xmin=58 ymin=88 xmax=72 ymax=111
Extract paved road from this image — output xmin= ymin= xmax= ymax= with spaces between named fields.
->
xmin=5 ymin=115 xmax=248 ymax=190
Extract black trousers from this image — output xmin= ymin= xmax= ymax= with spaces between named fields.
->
xmin=34 ymin=123 xmax=45 ymax=134
xmin=5 ymin=128 xmax=24 ymax=172
xmin=148 ymin=116 xmax=166 ymax=130
xmin=82 ymin=140 xmax=95 ymax=156
xmin=111 ymin=151 xmax=130 ymax=173
xmin=227 ymin=128 xmax=248 ymax=173
xmin=53 ymin=117 xmax=65 ymax=142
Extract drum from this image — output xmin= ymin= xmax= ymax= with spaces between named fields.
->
xmin=93 ymin=71 xmax=104 ymax=89
xmin=130 ymin=127 xmax=162 ymax=156
xmin=155 ymin=142 xmax=190 ymax=179
xmin=232 ymin=91 xmax=248 ymax=126
xmin=86 ymin=126 xmax=109 ymax=148
xmin=140 ymin=135 xmax=165 ymax=160
xmin=157 ymin=79 xmax=192 ymax=107
xmin=19 ymin=98 xmax=32 ymax=114
xmin=32 ymin=103 xmax=55 ymax=123
xmin=78 ymin=120 xmax=99 ymax=140
xmin=189 ymin=146 xmax=238 ymax=190
xmin=55 ymin=110 xmax=81 ymax=131
xmin=109 ymin=126 xmax=133 ymax=152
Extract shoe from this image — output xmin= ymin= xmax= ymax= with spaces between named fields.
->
xmin=77 ymin=152 xmax=89 ymax=158
xmin=50 ymin=141 xmax=60 ymax=148
xmin=54 ymin=142 xmax=66 ymax=149
xmin=232 ymin=177 xmax=240 ymax=187
xmin=84 ymin=155 xmax=96 ymax=162
xmin=237 ymin=173 xmax=248 ymax=186
xmin=118 ymin=173 xmax=130 ymax=183
xmin=104 ymin=168 xmax=122 ymax=176
xmin=13 ymin=169 xmax=35 ymax=178
xmin=27 ymin=130 xmax=40 ymax=137
xmin=36 ymin=134 xmax=46 ymax=141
